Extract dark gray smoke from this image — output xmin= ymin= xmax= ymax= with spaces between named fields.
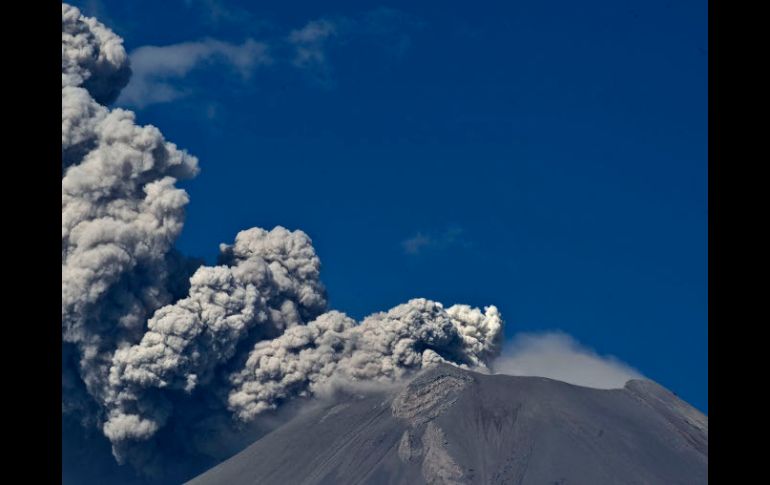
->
xmin=61 ymin=4 xmax=504 ymax=477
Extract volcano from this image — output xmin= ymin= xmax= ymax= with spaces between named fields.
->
xmin=187 ymin=364 xmax=707 ymax=484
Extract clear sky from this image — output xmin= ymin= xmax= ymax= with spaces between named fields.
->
xmin=70 ymin=0 xmax=707 ymax=411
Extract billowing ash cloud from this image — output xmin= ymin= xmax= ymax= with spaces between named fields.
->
xmin=103 ymin=227 xmax=328 ymax=457
xmin=228 ymin=300 xmax=502 ymax=421
xmin=62 ymin=3 xmax=131 ymax=105
xmin=61 ymin=4 xmax=503 ymax=475
xmin=491 ymin=332 xmax=643 ymax=389
xmin=62 ymin=3 xmax=200 ymax=432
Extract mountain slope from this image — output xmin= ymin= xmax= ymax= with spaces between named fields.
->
xmin=187 ymin=365 xmax=707 ymax=485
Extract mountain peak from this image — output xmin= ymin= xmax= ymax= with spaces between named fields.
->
xmin=188 ymin=366 xmax=707 ymax=484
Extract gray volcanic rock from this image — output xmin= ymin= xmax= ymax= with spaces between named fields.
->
xmin=187 ymin=365 xmax=707 ymax=485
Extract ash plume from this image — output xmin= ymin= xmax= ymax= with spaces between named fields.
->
xmin=62 ymin=3 xmax=200 ymax=434
xmin=227 ymin=300 xmax=502 ymax=421
xmin=61 ymin=4 xmax=504 ymax=476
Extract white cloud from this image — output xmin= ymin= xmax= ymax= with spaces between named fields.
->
xmin=492 ymin=332 xmax=643 ymax=389
xmin=288 ymin=19 xmax=338 ymax=66
xmin=402 ymin=233 xmax=432 ymax=255
xmin=286 ymin=8 xmax=421 ymax=86
xmin=114 ymin=7 xmax=419 ymax=107
xmin=117 ymin=38 xmax=270 ymax=107
xmin=184 ymin=0 xmax=254 ymax=27
xmin=402 ymin=226 xmax=467 ymax=255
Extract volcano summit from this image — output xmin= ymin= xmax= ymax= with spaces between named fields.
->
xmin=188 ymin=364 xmax=707 ymax=485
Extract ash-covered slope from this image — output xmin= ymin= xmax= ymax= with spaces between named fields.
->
xmin=187 ymin=365 xmax=707 ymax=485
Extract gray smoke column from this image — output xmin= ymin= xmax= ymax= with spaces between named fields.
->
xmin=228 ymin=300 xmax=502 ymax=421
xmin=103 ymin=227 xmax=328 ymax=458
xmin=62 ymin=3 xmax=200 ymax=433
xmin=61 ymin=4 xmax=504 ymax=474
xmin=62 ymin=3 xmax=131 ymax=105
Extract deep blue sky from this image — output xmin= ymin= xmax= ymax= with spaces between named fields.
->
xmin=72 ymin=0 xmax=707 ymax=411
